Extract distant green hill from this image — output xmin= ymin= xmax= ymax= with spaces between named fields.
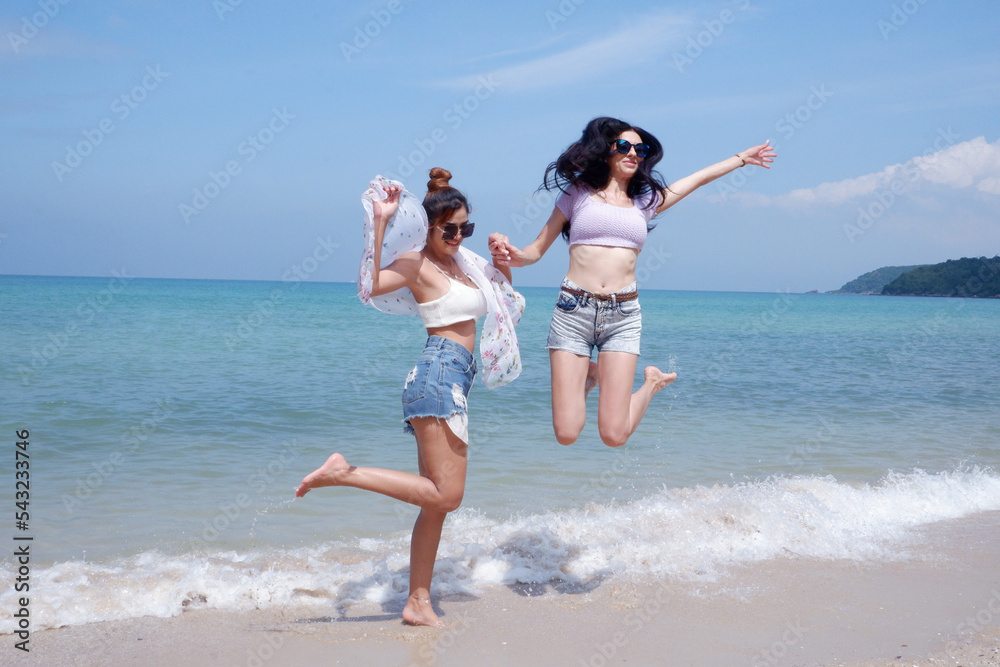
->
xmin=882 ymin=256 xmax=1000 ymax=297
xmin=831 ymin=265 xmax=926 ymax=294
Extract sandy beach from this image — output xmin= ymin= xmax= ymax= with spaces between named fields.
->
xmin=15 ymin=511 xmax=999 ymax=667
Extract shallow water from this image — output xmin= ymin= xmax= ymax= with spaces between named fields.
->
xmin=2 ymin=276 xmax=998 ymax=631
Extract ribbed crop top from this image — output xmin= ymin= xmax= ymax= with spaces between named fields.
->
xmin=555 ymin=184 xmax=660 ymax=250
xmin=417 ymin=264 xmax=488 ymax=328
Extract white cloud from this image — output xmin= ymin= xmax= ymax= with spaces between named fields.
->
xmin=978 ymin=177 xmax=1000 ymax=195
xmin=432 ymin=9 xmax=692 ymax=92
xmin=740 ymin=136 xmax=1000 ymax=208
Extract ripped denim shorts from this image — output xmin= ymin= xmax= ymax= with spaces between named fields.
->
xmin=546 ymin=276 xmax=642 ymax=357
xmin=402 ymin=336 xmax=477 ymax=444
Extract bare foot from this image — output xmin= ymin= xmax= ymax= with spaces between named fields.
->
xmin=585 ymin=361 xmax=599 ymax=396
xmin=644 ymin=366 xmax=677 ymax=394
xmin=402 ymin=594 xmax=445 ymax=628
xmin=294 ymin=453 xmax=353 ymax=497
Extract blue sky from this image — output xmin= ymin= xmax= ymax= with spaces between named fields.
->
xmin=2 ymin=0 xmax=998 ymax=292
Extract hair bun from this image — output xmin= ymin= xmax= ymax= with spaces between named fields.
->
xmin=426 ymin=167 xmax=453 ymax=192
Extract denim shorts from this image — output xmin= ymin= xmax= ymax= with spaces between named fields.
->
xmin=402 ymin=336 xmax=477 ymax=443
xmin=546 ymin=277 xmax=642 ymax=357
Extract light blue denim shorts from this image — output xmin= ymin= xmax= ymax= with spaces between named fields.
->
xmin=546 ymin=277 xmax=642 ymax=357
xmin=402 ymin=336 xmax=477 ymax=435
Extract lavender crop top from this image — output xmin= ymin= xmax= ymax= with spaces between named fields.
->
xmin=555 ymin=184 xmax=660 ymax=250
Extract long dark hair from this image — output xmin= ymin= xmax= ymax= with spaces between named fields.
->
xmin=422 ymin=167 xmax=468 ymax=228
xmin=542 ymin=117 xmax=667 ymax=241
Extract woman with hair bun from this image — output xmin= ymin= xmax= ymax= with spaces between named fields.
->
xmin=297 ymin=168 xmax=523 ymax=627
xmin=489 ymin=117 xmax=775 ymax=448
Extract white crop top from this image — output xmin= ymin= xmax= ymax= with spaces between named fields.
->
xmin=417 ymin=265 xmax=488 ymax=328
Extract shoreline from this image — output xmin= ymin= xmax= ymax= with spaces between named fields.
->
xmin=15 ymin=511 xmax=1000 ymax=666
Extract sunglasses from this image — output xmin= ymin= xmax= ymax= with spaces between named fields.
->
xmin=438 ymin=222 xmax=475 ymax=241
xmin=613 ymin=139 xmax=650 ymax=158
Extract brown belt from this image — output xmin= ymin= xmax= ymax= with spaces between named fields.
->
xmin=562 ymin=287 xmax=638 ymax=302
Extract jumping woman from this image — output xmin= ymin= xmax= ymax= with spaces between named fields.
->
xmin=489 ymin=117 xmax=774 ymax=448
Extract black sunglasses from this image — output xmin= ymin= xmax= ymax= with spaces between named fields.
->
xmin=438 ymin=222 xmax=474 ymax=241
xmin=613 ymin=139 xmax=650 ymax=158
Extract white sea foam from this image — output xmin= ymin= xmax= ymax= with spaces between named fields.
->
xmin=3 ymin=468 xmax=999 ymax=634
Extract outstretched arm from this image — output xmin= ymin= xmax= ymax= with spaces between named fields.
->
xmin=656 ymin=140 xmax=776 ymax=214
xmin=489 ymin=206 xmax=568 ymax=268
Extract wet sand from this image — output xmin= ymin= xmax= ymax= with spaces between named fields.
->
xmin=16 ymin=512 xmax=1000 ymax=666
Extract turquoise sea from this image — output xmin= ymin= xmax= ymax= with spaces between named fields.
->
xmin=2 ymin=275 xmax=999 ymax=632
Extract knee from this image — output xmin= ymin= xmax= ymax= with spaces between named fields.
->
xmin=598 ymin=428 xmax=628 ymax=448
xmin=436 ymin=492 xmax=464 ymax=514
xmin=553 ymin=427 xmax=579 ymax=446
xmin=553 ymin=418 xmax=583 ymax=446
xmin=556 ymin=431 xmax=580 ymax=445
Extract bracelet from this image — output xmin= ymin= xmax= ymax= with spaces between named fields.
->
xmin=735 ymin=154 xmax=746 ymax=167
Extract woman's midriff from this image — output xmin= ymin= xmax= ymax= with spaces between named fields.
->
xmin=425 ymin=320 xmax=477 ymax=353
xmin=566 ymin=244 xmax=639 ymax=293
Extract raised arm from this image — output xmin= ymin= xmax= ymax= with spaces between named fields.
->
xmin=656 ymin=140 xmax=775 ymax=214
xmin=489 ymin=206 xmax=567 ymax=268
xmin=370 ymin=185 xmax=421 ymax=296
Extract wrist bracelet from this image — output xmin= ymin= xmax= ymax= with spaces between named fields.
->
xmin=735 ymin=154 xmax=746 ymax=167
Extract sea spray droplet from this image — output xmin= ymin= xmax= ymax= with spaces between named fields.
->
xmin=248 ymin=497 xmax=299 ymax=544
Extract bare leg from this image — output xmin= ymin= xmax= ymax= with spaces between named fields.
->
xmin=402 ymin=508 xmax=447 ymax=627
xmin=403 ymin=418 xmax=466 ymax=628
xmin=584 ymin=361 xmax=599 ymax=396
xmin=295 ymin=417 xmax=467 ymax=628
xmin=549 ymin=349 xmax=592 ymax=445
xmin=294 ymin=428 xmax=465 ymax=512
xmin=596 ymin=352 xmax=676 ymax=448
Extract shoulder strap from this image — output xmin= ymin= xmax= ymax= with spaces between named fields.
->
xmin=425 ymin=258 xmax=455 ymax=281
